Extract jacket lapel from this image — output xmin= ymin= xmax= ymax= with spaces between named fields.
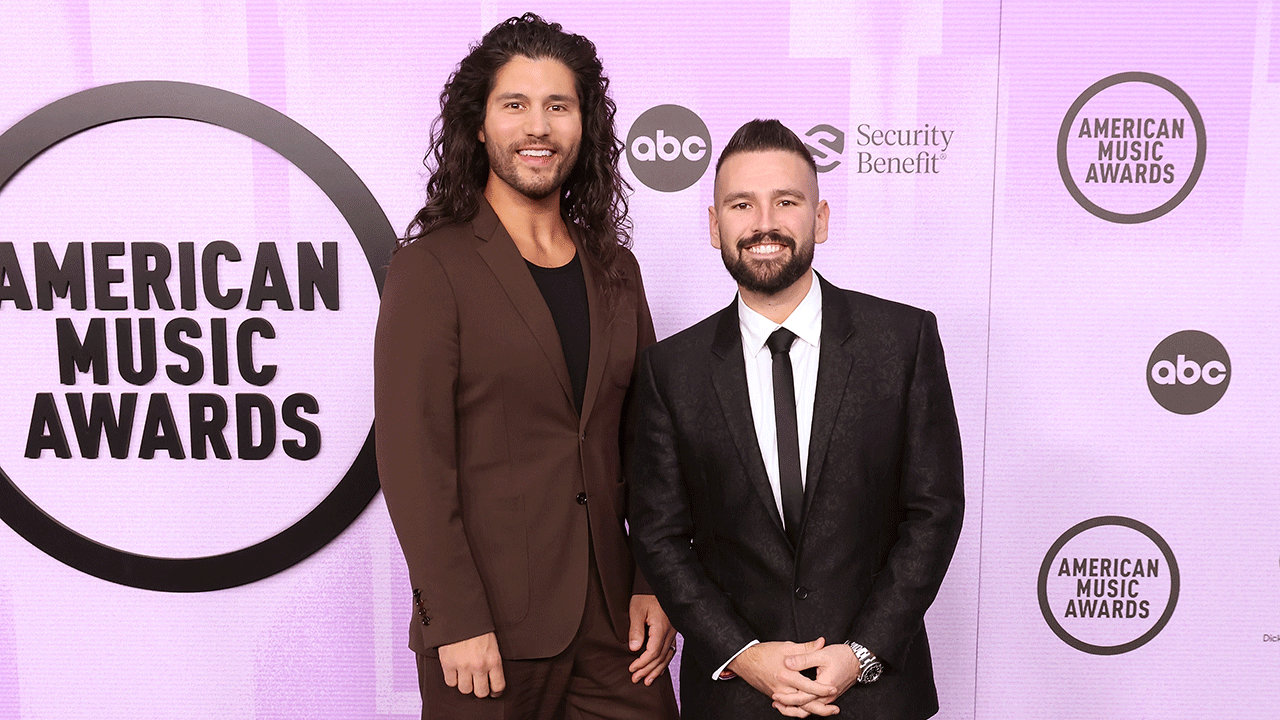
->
xmin=802 ymin=275 xmax=865 ymax=519
xmin=471 ymin=200 xmax=576 ymax=411
xmin=709 ymin=301 xmax=787 ymax=537
xmin=576 ymin=237 xmax=608 ymax=430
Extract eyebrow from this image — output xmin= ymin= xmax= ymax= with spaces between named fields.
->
xmin=720 ymin=188 xmax=808 ymax=204
xmin=492 ymin=92 xmax=577 ymax=104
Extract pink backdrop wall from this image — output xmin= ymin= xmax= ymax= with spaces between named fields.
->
xmin=1 ymin=1 xmax=1276 ymax=717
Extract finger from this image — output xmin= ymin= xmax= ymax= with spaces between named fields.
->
xmin=798 ymin=637 xmax=826 ymax=653
xmin=643 ymin=660 xmax=670 ymax=685
xmin=489 ymin=665 xmax=506 ymax=697
xmin=773 ymin=701 xmax=812 ymax=718
xmin=629 ymin=646 xmax=661 ymax=673
xmin=455 ymin=669 xmax=474 ymax=695
xmin=628 ymin=603 xmax=647 ymax=652
xmin=801 ymin=699 xmax=841 ymax=716
xmin=782 ymin=637 xmax=824 ymax=658
xmin=643 ymin=619 xmax=666 ymax=658
xmin=642 ymin=645 xmax=677 ymax=685
xmin=632 ymin=655 xmax=661 ymax=684
xmin=441 ymin=665 xmax=459 ymax=689
xmin=473 ymin=671 xmax=491 ymax=698
xmin=630 ymin=630 xmax=664 ymax=673
xmin=773 ymin=690 xmax=823 ymax=706
xmin=776 ymin=670 xmax=837 ymax=698
xmin=785 ymin=651 xmax=817 ymax=671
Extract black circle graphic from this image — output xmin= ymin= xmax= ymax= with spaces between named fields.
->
xmin=625 ymin=104 xmax=712 ymax=192
xmin=1037 ymin=515 xmax=1180 ymax=655
xmin=1146 ymin=329 xmax=1231 ymax=415
xmin=0 ymin=81 xmax=393 ymax=592
xmin=1057 ymin=72 xmax=1206 ymax=224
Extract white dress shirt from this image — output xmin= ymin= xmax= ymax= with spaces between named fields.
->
xmin=713 ymin=275 xmax=823 ymax=679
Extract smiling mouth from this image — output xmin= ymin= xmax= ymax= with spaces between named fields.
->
xmin=518 ymin=149 xmax=553 ymax=157
xmin=738 ymin=232 xmax=795 ymax=257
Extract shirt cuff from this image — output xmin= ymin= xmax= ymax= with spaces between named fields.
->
xmin=713 ymin=639 xmax=759 ymax=680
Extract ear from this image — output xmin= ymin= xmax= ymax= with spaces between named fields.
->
xmin=814 ymin=199 xmax=830 ymax=245
xmin=478 ymin=127 xmax=486 ymax=144
xmin=709 ymin=205 xmax=722 ymax=249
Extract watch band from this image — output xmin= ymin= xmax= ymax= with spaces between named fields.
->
xmin=844 ymin=640 xmax=884 ymax=684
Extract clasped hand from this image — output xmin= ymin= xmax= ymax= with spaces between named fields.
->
xmin=727 ymin=637 xmax=862 ymax=717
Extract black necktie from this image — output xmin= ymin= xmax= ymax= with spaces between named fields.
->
xmin=766 ymin=328 xmax=804 ymax=546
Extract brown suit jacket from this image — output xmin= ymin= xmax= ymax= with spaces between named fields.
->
xmin=374 ymin=199 xmax=655 ymax=659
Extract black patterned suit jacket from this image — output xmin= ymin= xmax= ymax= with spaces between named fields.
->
xmin=627 ymin=275 xmax=964 ymax=720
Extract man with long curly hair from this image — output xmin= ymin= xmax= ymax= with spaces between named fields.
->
xmin=374 ymin=13 xmax=680 ymax=720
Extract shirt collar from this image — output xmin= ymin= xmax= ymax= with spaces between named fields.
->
xmin=737 ymin=273 xmax=823 ymax=356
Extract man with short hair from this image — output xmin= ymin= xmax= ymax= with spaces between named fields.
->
xmin=628 ymin=119 xmax=964 ymax=719
xmin=375 ymin=14 xmax=679 ymax=720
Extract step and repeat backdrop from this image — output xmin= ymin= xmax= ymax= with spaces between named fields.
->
xmin=1 ymin=0 xmax=1277 ymax=718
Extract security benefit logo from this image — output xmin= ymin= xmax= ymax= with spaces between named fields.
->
xmin=1147 ymin=330 xmax=1230 ymax=415
xmin=853 ymin=123 xmax=954 ymax=176
xmin=625 ymin=104 xmax=711 ymax=192
xmin=803 ymin=125 xmax=845 ymax=173
xmin=0 ymin=82 xmax=393 ymax=592
xmin=1058 ymin=72 xmax=1206 ymax=223
xmin=1038 ymin=516 xmax=1179 ymax=655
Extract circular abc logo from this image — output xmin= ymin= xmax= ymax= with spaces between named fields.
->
xmin=625 ymin=104 xmax=711 ymax=192
xmin=1146 ymin=330 xmax=1230 ymax=415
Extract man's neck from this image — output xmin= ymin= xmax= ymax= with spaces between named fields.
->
xmin=484 ymin=174 xmax=575 ymax=267
xmin=739 ymin=270 xmax=815 ymax=325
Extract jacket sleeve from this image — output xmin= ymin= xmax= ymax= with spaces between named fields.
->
xmin=374 ymin=243 xmax=495 ymax=650
xmin=849 ymin=310 xmax=964 ymax=669
xmin=627 ymin=347 xmax=757 ymax=671
xmin=625 ymin=254 xmax=659 ymax=597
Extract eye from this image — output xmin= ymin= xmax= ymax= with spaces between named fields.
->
xmin=732 ymin=202 xmax=751 ymax=210
xmin=504 ymin=101 xmax=525 ymax=110
xmin=778 ymin=199 xmax=797 ymax=207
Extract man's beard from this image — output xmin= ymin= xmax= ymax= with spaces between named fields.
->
xmin=486 ymin=140 xmax=579 ymax=201
xmin=721 ymin=230 xmax=814 ymax=295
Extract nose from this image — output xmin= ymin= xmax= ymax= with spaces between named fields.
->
xmin=524 ymin=107 xmax=551 ymax=137
xmin=752 ymin=204 xmax=779 ymax=234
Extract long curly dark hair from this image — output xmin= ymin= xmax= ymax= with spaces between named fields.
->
xmin=403 ymin=13 xmax=632 ymax=300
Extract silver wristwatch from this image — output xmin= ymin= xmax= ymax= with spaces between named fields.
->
xmin=844 ymin=641 xmax=884 ymax=684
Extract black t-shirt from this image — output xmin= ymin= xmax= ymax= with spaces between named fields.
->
xmin=525 ymin=253 xmax=590 ymax=414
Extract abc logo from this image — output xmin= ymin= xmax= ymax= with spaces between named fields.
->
xmin=626 ymin=104 xmax=711 ymax=192
xmin=1146 ymin=330 xmax=1230 ymax=415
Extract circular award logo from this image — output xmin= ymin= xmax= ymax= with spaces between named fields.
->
xmin=1147 ymin=330 xmax=1230 ymax=415
xmin=1038 ymin=516 xmax=1179 ymax=655
xmin=0 ymin=81 xmax=393 ymax=592
xmin=625 ymin=104 xmax=712 ymax=192
xmin=1058 ymin=72 xmax=1206 ymax=223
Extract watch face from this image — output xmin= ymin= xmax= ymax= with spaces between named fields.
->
xmin=860 ymin=661 xmax=884 ymax=684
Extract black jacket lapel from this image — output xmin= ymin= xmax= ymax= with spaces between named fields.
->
xmin=802 ymin=276 xmax=858 ymax=518
xmin=709 ymin=301 xmax=787 ymax=537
